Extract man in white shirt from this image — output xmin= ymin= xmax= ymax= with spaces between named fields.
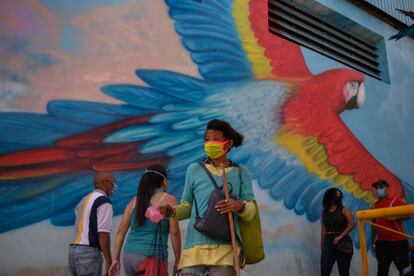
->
xmin=69 ymin=172 xmax=117 ymax=276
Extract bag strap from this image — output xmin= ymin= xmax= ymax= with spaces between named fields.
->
xmin=199 ymin=162 xmax=220 ymax=189
xmin=156 ymin=192 xmax=166 ymax=206
xmin=148 ymin=222 xmax=165 ymax=258
xmin=148 ymin=223 xmax=159 ymax=256
xmin=158 ymin=222 xmax=165 ymax=263
xmin=199 ymin=161 xmax=237 ymax=192
xmin=192 ymin=161 xmax=224 ymax=218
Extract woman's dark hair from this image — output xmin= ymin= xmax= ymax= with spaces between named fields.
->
xmin=205 ymin=119 xmax=244 ymax=147
xmin=136 ymin=164 xmax=167 ymax=227
xmin=322 ymin=188 xmax=343 ymax=212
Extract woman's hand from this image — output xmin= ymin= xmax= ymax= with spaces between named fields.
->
xmin=215 ymin=198 xmax=244 ymax=214
xmin=173 ymin=261 xmax=179 ymax=276
xmin=108 ymin=259 xmax=120 ymax=276
xmin=333 ymin=235 xmax=343 ymax=245
xmin=158 ymin=203 xmax=174 ymax=217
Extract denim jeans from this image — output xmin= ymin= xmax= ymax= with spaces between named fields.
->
xmin=321 ymin=234 xmax=353 ymax=276
xmin=122 ymin=253 xmax=146 ymax=276
xmin=68 ymin=245 xmax=103 ymax=276
xmin=179 ymin=265 xmax=236 ymax=276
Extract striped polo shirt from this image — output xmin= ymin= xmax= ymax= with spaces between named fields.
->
xmin=71 ymin=189 xmax=113 ymax=249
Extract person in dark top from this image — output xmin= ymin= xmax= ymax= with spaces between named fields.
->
xmin=321 ymin=188 xmax=356 ymax=276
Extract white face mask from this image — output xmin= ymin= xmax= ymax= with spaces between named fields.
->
xmin=110 ymin=182 xmax=117 ymax=195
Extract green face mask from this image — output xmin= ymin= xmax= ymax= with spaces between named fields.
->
xmin=204 ymin=141 xmax=229 ymax=159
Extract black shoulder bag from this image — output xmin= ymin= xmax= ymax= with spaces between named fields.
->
xmin=193 ymin=162 xmax=236 ymax=242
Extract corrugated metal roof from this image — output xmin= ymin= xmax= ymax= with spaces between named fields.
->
xmin=363 ymin=0 xmax=414 ymax=25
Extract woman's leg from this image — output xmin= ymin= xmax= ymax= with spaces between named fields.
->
xmin=336 ymin=237 xmax=353 ymax=276
xmin=321 ymin=236 xmax=336 ymax=276
xmin=336 ymin=250 xmax=353 ymax=276
xmin=121 ymin=253 xmax=146 ymax=276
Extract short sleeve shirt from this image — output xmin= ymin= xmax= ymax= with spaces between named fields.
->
xmin=373 ymin=197 xmax=406 ymax=241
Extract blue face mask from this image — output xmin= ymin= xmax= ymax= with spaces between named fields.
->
xmin=376 ymin=188 xmax=386 ymax=198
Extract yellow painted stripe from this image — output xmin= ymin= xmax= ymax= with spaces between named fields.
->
xmin=276 ymin=130 xmax=376 ymax=204
xmin=75 ymin=192 xmax=94 ymax=244
xmin=232 ymin=0 xmax=273 ymax=79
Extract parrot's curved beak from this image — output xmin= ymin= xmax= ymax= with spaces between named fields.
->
xmin=356 ymin=82 xmax=366 ymax=108
xmin=345 ymin=82 xmax=366 ymax=110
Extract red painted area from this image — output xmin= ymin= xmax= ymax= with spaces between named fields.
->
xmin=281 ymin=68 xmax=404 ymax=198
xmin=0 ymin=114 xmax=168 ymax=179
xmin=249 ymin=0 xmax=312 ymax=81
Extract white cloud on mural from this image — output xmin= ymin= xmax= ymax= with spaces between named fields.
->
xmin=0 ymin=80 xmax=41 ymax=111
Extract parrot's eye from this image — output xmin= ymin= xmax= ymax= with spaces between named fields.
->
xmin=343 ymin=81 xmax=359 ymax=102
xmin=349 ymin=82 xmax=358 ymax=90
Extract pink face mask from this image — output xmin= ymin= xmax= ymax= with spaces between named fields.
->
xmin=145 ymin=205 xmax=164 ymax=223
xmin=145 ymin=192 xmax=166 ymax=223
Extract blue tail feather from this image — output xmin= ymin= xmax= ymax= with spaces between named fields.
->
xmin=171 ymin=115 xmax=206 ymax=131
xmin=0 ymin=113 xmax=85 ymax=149
xmin=283 ymin=174 xmax=315 ymax=210
xmin=101 ymin=84 xmax=176 ymax=109
xmin=47 ymin=100 xmax=141 ymax=126
xmin=167 ymin=138 xmax=203 ymax=156
xmin=136 ymin=70 xmax=208 ymax=103
xmin=105 ymin=124 xmax=168 ymax=143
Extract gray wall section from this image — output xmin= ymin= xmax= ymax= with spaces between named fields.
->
xmin=364 ymin=0 xmax=414 ymax=25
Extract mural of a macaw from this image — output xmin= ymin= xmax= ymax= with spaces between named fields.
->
xmin=1 ymin=0 xmax=413 ymax=251
xmin=389 ymin=9 xmax=414 ymax=41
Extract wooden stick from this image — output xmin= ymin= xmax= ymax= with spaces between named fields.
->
xmin=220 ymin=164 xmax=241 ymax=276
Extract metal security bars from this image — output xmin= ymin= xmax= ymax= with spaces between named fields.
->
xmin=268 ymin=0 xmax=383 ymax=80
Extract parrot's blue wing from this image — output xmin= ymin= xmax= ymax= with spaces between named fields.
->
xmin=166 ymin=0 xmax=253 ymax=82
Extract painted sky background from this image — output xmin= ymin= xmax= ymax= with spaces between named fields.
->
xmin=0 ymin=0 xmax=197 ymax=111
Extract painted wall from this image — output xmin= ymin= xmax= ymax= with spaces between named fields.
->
xmin=0 ymin=0 xmax=413 ymax=275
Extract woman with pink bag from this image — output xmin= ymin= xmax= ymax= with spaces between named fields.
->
xmin=109 ymin=165 xmax=181 ymax=276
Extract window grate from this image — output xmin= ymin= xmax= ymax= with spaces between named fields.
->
xmin=268 ymin=0 xmax=384 ymax=80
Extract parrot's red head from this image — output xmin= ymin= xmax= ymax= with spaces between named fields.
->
xmin=297 ymin=68 xmax=366 ymax=115
xmin=281 ymin=68 xmax=366 ymax=133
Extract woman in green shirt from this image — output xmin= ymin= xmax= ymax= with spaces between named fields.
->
xmin=163 ymin=119 xmax=256 ymax=276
